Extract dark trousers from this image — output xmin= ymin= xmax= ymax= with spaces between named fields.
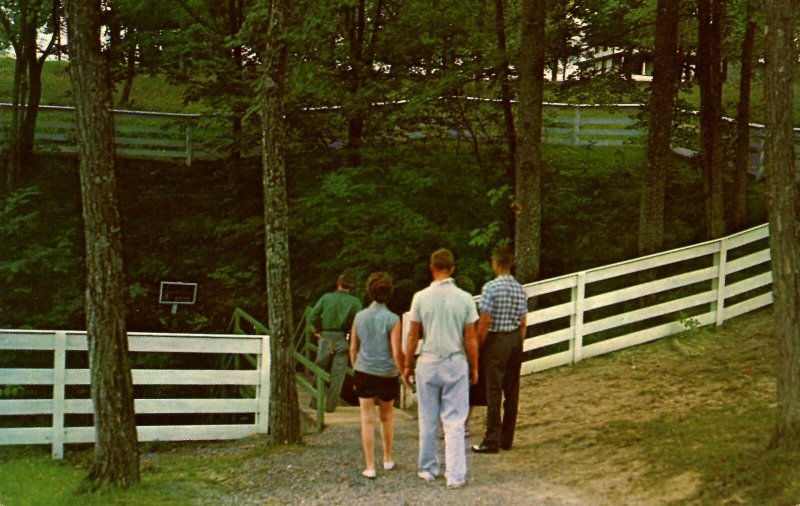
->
xmin=481 ymin=330 xmax=523 ymax=450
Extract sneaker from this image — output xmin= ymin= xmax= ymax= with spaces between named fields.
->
xmin=417 ymin=470 xmax=437 ymax=482
xmin=362 ymin=469 xmax=376 ymax=479
xmin=383 ymin=461 xmax=396 ymax=470
xmin=447 ymin=480 xmax=466 ymax=489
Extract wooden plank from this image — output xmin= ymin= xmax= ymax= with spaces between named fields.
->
xmin=521 ymin=350 xmax=572 ymax=375
xmin=63 ymin=424 xmax=259 ymax=445
xmin=128 ymin=335 xmax=260 ymax=354
xmin=523 ymin=274 xmax=577 ymax=297
xmin=0 ymin=369 xmax=54 ymax=384
xmin=52 ymin=331 xmax=66 ymax=459
xmin=115 ymin=147 xmax=187 ymax=158
xmin=523 ymin=328 xmax=572 ymax=352
xmin=723 ymin=292 xmax=773 ymax=321
xmin=137 ymin=424 xmax=257 ymax=442
xmin=586 ymin=242 xmax=720 ymax=284
xmin=583 ymin=290 xmax=717 ymax=335
xmin=0 ymin=332 xmax=55 ymax=350
xmin=527 ymin=301 xmax=574 ymax=325
xmin=257 ymin=334 xmax=271 ymax=433
xmin=583 ymin=311 xmax=716 ymax=359
xmin=726 ymin=249 xmax=772 ymax=275
xmin=113 ymin=136 xmax=184 ymax=148
xmin=134 ymin=398 xmax=258 ymax=414
xmin=725 ymin=271 xmax=773 ymax=299
xmin=130 ymin=369 xmax=259 ymax=385
xmin=0 ymin=399 xmax=53 ymax=415
xmin=725 ymin=224 xmax=770 ymax=249
xmin=583 ymin=266 xmax=716 ymax=312
xmin=0 ymin=427 xmax=52 ymax=445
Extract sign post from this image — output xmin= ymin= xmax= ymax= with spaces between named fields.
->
xmin=159 ymin=281 xmax=198 ymax=314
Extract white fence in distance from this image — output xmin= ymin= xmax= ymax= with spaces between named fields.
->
xmin=0 ymin=331 xmax=270 ymax=459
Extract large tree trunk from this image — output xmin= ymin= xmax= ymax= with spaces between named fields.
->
xmin=731 ymin=0 xmax=756 ymax=232
xmin=639 ymin=0 xmax=680 ymax=257
xmin=764 ymin=0 xmax=800 ymax=451
xmin=64 ymin=0 xmax=140 ymax=487
xmin=697 ymin=0 xmax=727 ymax=239
xmin=515 ymin=0 xmax=546 ymax=284
xmin=260 ymin=0 xmax=301 ymax=444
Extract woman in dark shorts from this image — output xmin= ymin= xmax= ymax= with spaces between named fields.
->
xmin=349 ymin=272 xmax=407 ymax=479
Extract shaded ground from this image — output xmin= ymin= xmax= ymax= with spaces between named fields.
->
xmin=189 ymin=311 xmax=776 ymax=505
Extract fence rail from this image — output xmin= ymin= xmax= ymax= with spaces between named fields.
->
xmin=0 ymin=330 xmax=270 ymax=459
xmin=516 ymin=223 xmax=771 ymax=374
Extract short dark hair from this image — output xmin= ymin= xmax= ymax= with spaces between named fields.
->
xmin=366 ymin=272 xmax=393 ymax=303
xmin=337 ymin=272 xmax=356 ymax=290
xmin=492 ymin=245 xmax=515 ymax=268
xmin=430 ymin=248 xmax=455 ymax=271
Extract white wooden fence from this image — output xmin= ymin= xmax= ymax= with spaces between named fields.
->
xmin=517 ymin=223 xmax=771 ymax=374
xmin=403 ymin=223 xmax=772 ymax=376
xmin=0 ymin=330 xmax=270 ymax=459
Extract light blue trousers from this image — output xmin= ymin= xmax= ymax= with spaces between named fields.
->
xmin=415 ymin=356 xmax=469 ymax=484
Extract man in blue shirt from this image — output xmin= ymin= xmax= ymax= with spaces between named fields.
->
xmin=403 ymin=248 xmax=479 ymax=489
xmin=472 ymin=246 xmax=528 ymax=454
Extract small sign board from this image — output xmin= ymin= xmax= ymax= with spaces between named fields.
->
xmin=159 ymin=281 xmax=198 ymax=307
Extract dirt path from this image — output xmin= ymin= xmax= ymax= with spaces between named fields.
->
xmin=196 ymin=312 xmax=774 ymax=505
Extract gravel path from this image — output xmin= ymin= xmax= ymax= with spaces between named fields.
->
xmin=197 ymin=406 xmax=599 ymax=506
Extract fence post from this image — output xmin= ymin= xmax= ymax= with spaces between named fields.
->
xmin=255 ymin=334 xmax=271 ymax=434
xmin=572 ymin=107 xmax=581 ymax=146
xmin=52 ymin=331 xmax=67 ymax=459
xmin=185 ymin=123 xmax=194 ymax=167
xmin=570 ymin=272 xmax=587 ymax=364
xmin=712 ymin=238 xmax=729 ymax=326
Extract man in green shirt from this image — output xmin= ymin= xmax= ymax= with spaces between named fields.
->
xmin=310 ymin=272 xmax=362 ymax=412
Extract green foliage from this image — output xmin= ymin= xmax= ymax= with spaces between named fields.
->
xmin=290 ymin=145 xmax=494 ymax=312
xmin=0 ymin=176 xmax=83 ymax=328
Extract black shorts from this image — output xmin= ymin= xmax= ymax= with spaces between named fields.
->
xmin=354 ymin=370 xmax=400 ymax=402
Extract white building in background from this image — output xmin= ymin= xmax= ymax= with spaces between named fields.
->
xmin=547 ymin=48 xmax=654 ymax=82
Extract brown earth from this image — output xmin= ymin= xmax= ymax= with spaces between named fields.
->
xmin=195 ymin=311 xmax=775 ymax=505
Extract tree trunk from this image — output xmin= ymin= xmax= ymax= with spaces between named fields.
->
xmin=639 ymin=0 xmax=680 ymax=257
xmin=515 ymin=0 xmax=546 ymax=284
xmin=731 ymin=0 xmax=756 ymax=232
xmin=260 ymin=0 xmax=301 ymax=444
xmin=347 ymin=0 xmax=367 ymax=154
xmin=495 ymin=0 xmax=516 ymax=174
xmin=697 ymin=0 xmax=727 ymax=239
xmin=64 ymin=0 xmax=140 ymax=487
xmin=764 ymin=0 xmax=800 ymax=451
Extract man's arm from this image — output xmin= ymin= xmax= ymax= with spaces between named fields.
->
xmin=464 ymin=322 xmax=479 ymax=385
xmin=476 ymin=312 xmax=491 ymax=345
xmin=519 ymin=314 xmax=528 ymax=340
xmin=402 ymin=320 xmax=420 ymax=385
xmin=309 ymin=296 xmax=325 ymax=335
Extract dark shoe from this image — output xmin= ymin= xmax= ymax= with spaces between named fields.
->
xmin=471 ymin=444 xmax=499 ymax=454
xmin=501 ymin=445 xmax=512 ymax=451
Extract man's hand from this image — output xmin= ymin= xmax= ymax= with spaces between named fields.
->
xmin=402 ymin=367 xmax=414 ymax=388
xmin=470 ymin=367 xmax=479 ymax=385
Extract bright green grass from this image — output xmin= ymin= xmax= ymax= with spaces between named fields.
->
xmin=0 ymin=438 xmax=284 ymax=506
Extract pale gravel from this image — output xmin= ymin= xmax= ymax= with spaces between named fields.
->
xmin=192 ymin=407 xmax=598 ymax=506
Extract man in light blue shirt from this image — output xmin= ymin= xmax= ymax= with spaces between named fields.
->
xmin=403 ymin=248 xmax=479 ymax=489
